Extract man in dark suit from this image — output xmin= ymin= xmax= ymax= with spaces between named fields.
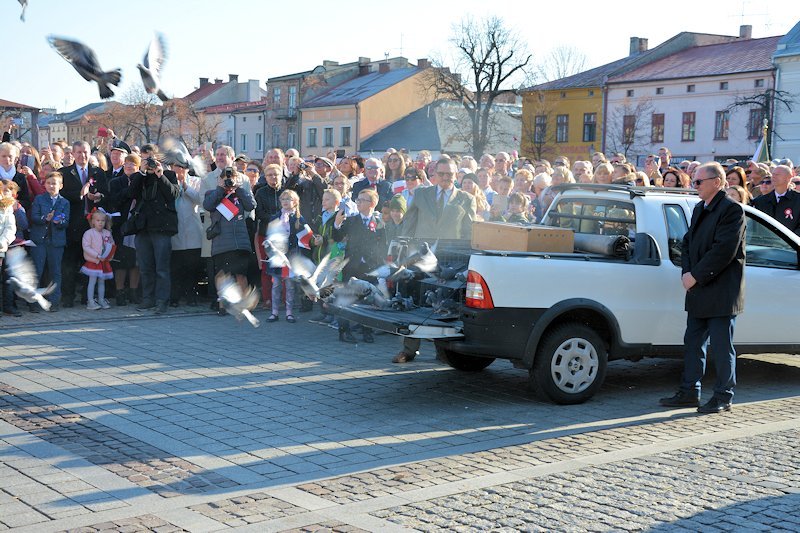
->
xmin=59 ymin=140 xmax=105 ymax=306
xmin=660 ymin=162 xmax=746 ymax=414
xmin=333 ymin=188 xmax=385 ymax=344
xmin=752 ymin=165 xmax=800 ymax=236
xmin=351 ymin=157 xmax=393 ymax=209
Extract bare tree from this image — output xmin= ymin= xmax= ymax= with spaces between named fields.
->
xmin=520 ymin=90 xmax=558 ymax=161
xmin=420 ymin=15 xmax=531 ymax=158
xmin=172 ymin=99 xmax=223 ymax=147
xmin=537 ymin=45 xmax=588 ymax=83
xmin=117 ymin=84 xmax=176 ymax=145
xmin=606 ymin=97 xmax=654 ymax=159
xmin=726 ymin=88 xmax=796 ymax=152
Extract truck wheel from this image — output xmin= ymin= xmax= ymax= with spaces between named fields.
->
xmin=435 ymin=343 xmax=495 ymax=372
xmin=531 ymin=322 xmax=608 ymax=404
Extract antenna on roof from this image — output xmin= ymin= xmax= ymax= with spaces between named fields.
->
xmin=384 ymin=51 xmax=389 ymax=61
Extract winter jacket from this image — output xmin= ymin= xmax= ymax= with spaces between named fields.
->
xmin=203 ymin=185 xmax=255 ymax=256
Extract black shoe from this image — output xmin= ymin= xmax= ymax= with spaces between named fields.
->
xmin=362 ymin=330 xmax=374 ymax=343
xmin=267 ymin=314 xmax=279 ymax=323
xmin=116 ymin=293 xmax=128 ymax=307
xmin=339 ymin=330 xmax=357 ymax=344
xmin=659 ymin=390 xmax=700 ymax=407
xmin=154 ymin=301 xmax=169 ymax=315
xmin=136 ymin=300 xmax=156 ymax=312
xmin=308 ymin=314 xmax=329 ymax=324
xmin=286 ymin=315 xmax=296 ymax=323
xmin=49 ymin=303 xmax=60 ymax=312
xmin=697 ymin=397 xmax=732 ymax=414
xmin=28 ymin=303 xmax=40 ymax=314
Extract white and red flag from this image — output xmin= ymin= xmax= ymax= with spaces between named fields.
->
xmin=216 ymin=196 xmax=240 ymax=221
xmin=297 ymin=224 xmax=314 ymax=249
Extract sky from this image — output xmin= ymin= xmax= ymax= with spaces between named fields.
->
xmin=2 ymin=0 xmax=798 ymax=114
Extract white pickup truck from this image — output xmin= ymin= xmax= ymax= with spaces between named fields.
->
xmin=336 ymin=184 xmax=800 ymax=404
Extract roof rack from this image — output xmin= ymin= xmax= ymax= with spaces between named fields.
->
xmin=552 ymin=183 xmax=699 ymax=199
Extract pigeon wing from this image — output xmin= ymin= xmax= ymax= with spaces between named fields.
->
xmin=215 ymin=274 xmax=242 ymax=305
xmin=144 ymin=33 xmax=167 ymax=77
xmin=289 ymin=253 xmax=316 ymax=279
xmin=316 ymin=256 xmax=348 ymax=289
xmin=48 ymin=36 xmax=100 ymax=80
xmin=5 ymin=248 xmax=37 ymax=287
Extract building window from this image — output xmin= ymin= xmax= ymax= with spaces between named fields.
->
xmin=288 ymin=86 xmax=297 ymax=110
xmin=656 ymin=87 xmax=664 ymax=95
xmin=588 ymin=90 xmax=594 ymax=97
xmin=719 ymin=82 xmax=729 ymax=90
xmin=687 ymin=84 xmax=695 ymax=93
xmin=556 ymin=114 xmax=569 ymax=143
xmin=242 ymin=116 xmax=247 ymax=122
xmin=622 ymin=115 xmax=635 ymax=144
xmin=240 ymin=134 xmax=247 ymax=151
xmin=256 ymin=133 xmax=263 ymax=152
xmin=714 ymin=110 xmax=730 ymax=140
xmin=307 ymin=127 xmax=317 ymax=147
xmin=534 ymin=115 xmax=547 ymax=143
xmin=651 ymin=113 xmax=665 ymax=143
xmin=323 ymin=127 xmax=333 ymax=147
xmin=681 ymin=112 xmax=696 ymax=141
xmin=341 ymin=126 xmax=351 ymax=147
xmin=287 ymin=126 xmax=296 ymax=149
xmin=755 ymin=78 xmax=765 ymax=88
xmin=626 ymin=89 xmax=634 ymax=97
xmin=749 ymin=108 xmax=766 ymax=139
xmin=272 ymin=86 xmax=281 ymax=107
xmin=271 ymin=125 xmax=280 ymax=148
xmin=560 ymin=91 xmax=566 ymax=98
xmin=582 ymin=113 xmax=596 ymax=142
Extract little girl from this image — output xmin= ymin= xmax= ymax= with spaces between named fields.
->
xmin=266 ymin=189 xmax=305 ymax=323
xmin=80 ymin=209 xmax=116 ymax=310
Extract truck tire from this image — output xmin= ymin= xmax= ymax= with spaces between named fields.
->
xmin=531 ymin=322 xmax=608 ymax=404
xmin=435 ymin=343 xmax=495 ymax=372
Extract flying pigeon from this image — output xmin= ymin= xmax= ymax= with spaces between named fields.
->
xmin=47 ymin=36 xmax=122 ymax=99
xmin=137 ymin=33 xmax=169 ymax=102
xmin=215 ymin=273 xmax=260 ymax=327
xmin=262 ymin=219 xmax=292 ymax=269
xmin=18 ymin=0 xmax=27 ymax=21
xmin=4 ymin=247 xmax=54 ymax=311
xmin=289 ymin=254 xmax=349 ymax=301
xmin=369 ymin=241 xmax=438 ymax=282
xmin=161 ymin=137 xmax=206 ymax=177
xmin=334 ymin=277 xmax=391 ymax=309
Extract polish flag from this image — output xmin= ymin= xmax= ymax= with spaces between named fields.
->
xmin=392 ymin=180 xmax=406 ymax=194
xmin=216 ymin=196 xmax=239 ymax=220
xmin=297 ymin=224 xmax=314 ymax=249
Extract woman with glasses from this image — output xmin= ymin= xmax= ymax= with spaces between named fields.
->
xmin=245 ymin=161 xmax=264 ymax=195
xmin=384 ymin=153 xmax=406 ymax=182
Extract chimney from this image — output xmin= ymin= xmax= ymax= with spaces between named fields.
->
xmin=199 ymin=77 xmax=209 ymax=87
xmin=322 ymin=60 xmax=339 ymax=68
xmin=629 ymin=37 xmax=648 ymax=55
xmin=739 ymin=25 xmax=752 ymax=39
xmin=417 ymin=58 xmax=430 ymax=69
xmin=214 ymin=78 xmax=223 ymax=84
xmin=378 ymin=62 xmax=390 ymax=74
xmin=358 ymin=56 xmax=371 ymax=65
xmin=229 ymin=74 xmax=239 ymax=82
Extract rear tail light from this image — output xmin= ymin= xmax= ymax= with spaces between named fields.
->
xmin=465 ymin=270 xmax=494 ymax=309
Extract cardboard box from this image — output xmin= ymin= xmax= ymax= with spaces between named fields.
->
xmin=471 ymin=222 xmax=574 ymax=253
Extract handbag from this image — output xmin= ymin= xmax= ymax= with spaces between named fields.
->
xmin=206 ymin=211 xmax=221 ymax=240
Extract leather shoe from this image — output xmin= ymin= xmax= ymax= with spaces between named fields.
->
xmin=136 ymin=300 xmax=156 ymax=312
xmin=339 ymin=330 xmax=357 ymax=344
xmin=392 ymin=351 xmax=417 ymax=363
xmin=362 ymin=330 xmax=374 ymax=343
xmin=659 ymin=390 xmax=700 ymax=407
xmin=697 ymin=397 xmax=732 ymax=414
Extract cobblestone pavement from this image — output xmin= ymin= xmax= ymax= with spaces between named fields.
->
xmin=1 ymin=309 xmax=799 ymax=531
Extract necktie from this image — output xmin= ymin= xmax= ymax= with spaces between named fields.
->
xmin=363 ymin=217 xmax=369 ymax=227
xmin=80 ymin=167 xmax=87 ymax=184
xmin=436 ymin=190 xmax=445 ymax=218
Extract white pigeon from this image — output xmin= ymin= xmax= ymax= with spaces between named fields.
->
xmin=137 ymin=33 xmax=169 ymax=102
xmin=289 ymin=254 xmax=349 ymax=301
xmin=18 ymin=0 xmax=27 ymax=21
xmin=161 ymin=137 xmax=206 ymax=177
xmin=262 ymin=219 xmax=292 ymax=269
xmin=48 ymin=36 xmax=122 ymax=99
xmin=4 ymin=247 xmax=54 ymax=311
xmin=215 ymin=273 xmax=260 ymax=328
xmin=334 ymin=277 xmax=391 ymax=308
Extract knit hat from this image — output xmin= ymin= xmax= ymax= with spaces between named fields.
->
xmin=388 ymin=194 xmax=407 ymax=213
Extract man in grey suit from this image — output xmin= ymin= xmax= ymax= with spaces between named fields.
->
xmin=393 ymin=156 xmax=477 ymax=363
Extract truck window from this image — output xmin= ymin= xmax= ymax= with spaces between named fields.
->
xmin=545 ymin=198 xmax=636 ymax=237
xmin=745 ymin=214 xmax=798 ymax=269
xmin=663 ymin=204 xmax=688 ymax=266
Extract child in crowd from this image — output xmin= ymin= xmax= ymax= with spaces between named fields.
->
xmin=80 ymin=209 xmax=115 ymax=310
xmin=308 ymin=188 xmax=343 ymax=325
xmin=0 ymin=181 xmax=18 ymax=316
xmin=384 ymin=194 xmax=406 ymax=245
xmin=30 ymin=172 xmax=70 ymax=311
xmin=505 ymin=192 xmax=531 ymax=224
xmin=267 ymin=189 xmax=305 ymax=323
xmin=492 ymin=175 xmax=513 ymax=216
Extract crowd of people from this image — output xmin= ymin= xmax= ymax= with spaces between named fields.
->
xmin=2 ymin=119 xmax=800 ymax=360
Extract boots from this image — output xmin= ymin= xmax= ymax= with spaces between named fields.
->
xmin=116 ymin=288 xmax=128 ymax=307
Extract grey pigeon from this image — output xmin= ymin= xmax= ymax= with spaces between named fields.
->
xmin=425 ymin=287 xmax=460 ymax=316
xmin=4 ymin=247 xmax=54 ymax=311
xmin=289 ymin=254 xmax=348 ymax=301
xmin=334 ymin=277 xmax=391 ymax=309
xmin=215 ymin=273 xmax=260 ymax=327
xmin=137 ymin=33 xmax=169 ymax=102
xmin=370 ymin=241 xmax=438 ymax=282
xmin=262 ymin=220 xmax=291 ymax=269
xmin=161 ymin=137 xmax=206 ymax=177
xmin=18 ymin=0 xmax=27 ymax=21
xmin=47 ymin=36 xmax=121 ymax=99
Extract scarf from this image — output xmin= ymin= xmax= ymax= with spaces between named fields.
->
xmin=0 ymin=165 xmax=16 ymax=181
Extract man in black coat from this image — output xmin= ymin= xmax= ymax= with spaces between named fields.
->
xmin=333 ymin=188 xmax=386 ymax=343
xmin=661 ymin=162 xmax=746 ymax=414
xmin=351 ymin=157 xmax=394 ymax=209
xmin=752 ymin=165 xmax=800 ymax=236
xmin=59 ymin=140 xmax=106 ymax=307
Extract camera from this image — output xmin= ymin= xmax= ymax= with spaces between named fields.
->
xmin=145 ymin=157 xmax=158 ymax=170
xmin=223 ymin=167 xmax=235 ymax=188
xmin=88 ymin=179 xmax=98 ymax=195
xmin=298 ymin=162 xmax=308 ymax=170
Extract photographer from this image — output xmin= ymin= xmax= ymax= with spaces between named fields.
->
xmin=128 ymin=155 xmax=180 ymax=314
xmin=284 ymin=156 xmax=326 ymax=227
xmin=203 ymin=167 xmax=255 ymax=315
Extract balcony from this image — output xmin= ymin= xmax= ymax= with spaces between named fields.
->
xmin=274 ymin=107 xmax=298 ymax=120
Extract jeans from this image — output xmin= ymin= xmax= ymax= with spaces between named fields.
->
xmin=30 ymin=244 xmax=64 ymax=303
xmin=135 ymin=232 xmax=172 ymax=304
xmin=271 ymin=274 xmax=294 ymax=316
xmin=680 ymin=315 xmax=737 ymax=402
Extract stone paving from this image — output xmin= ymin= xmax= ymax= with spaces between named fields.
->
xmin=0 ymin=308 xmax=799 ymax=531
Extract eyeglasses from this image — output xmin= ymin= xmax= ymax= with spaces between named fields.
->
xmin=355 ymin=198 xmax=371 ymax=203
xmin=692 ymin=176 xmax=718 ymax=187
xmin=761 ymin=179 xmax=773 ymax=185
xmin=245 ymin=168 xmax=259 ymax=173
xmin=388 ymin=158 xmax=401 ymax=163
xmin=437 ymin=171 xmax=455 ymax=177
xmin=365 ymin=165 xmax=380 ymax=170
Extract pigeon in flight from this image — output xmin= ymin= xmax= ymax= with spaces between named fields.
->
xmin=289 ymin=254 xmax=348 ymax=301
xmin=215 ymin=273 xmax=260 ymax=327
xmin=4 ymin=247 xmax=54 ymax=311
xmin=161 ymin=137 xmax=206 ymax=177
xmin=262 ymin=219 xmax=292 ymax=269
xmin=18 ymin=0 xmax=27 ymax=21
xmin=47 ymin=36 xmax=122 ymax=99
xmin=137 ymin=33 xmax=169 ymax=102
